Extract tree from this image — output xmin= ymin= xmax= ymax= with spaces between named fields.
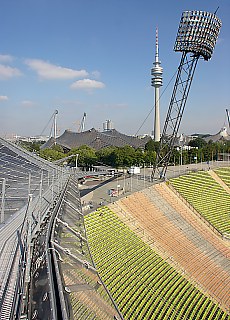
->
xmin=20 ymin=140 xmax=44 ymax=153
xmin=39 ymin=148 xmax=65 ymax=162
xmin=145 ymin=139 xmax=160 ymax=152
xmin=52 ymin=144 xmax=64 ymax=153
xmin=188 ymin=137 xmax=207 ymax=149
xmin=67 ymin=145 xmax=97 ymax=168
xmin=135 ymin=148 xmax=144 ymax=166
xmin=143 ymin=150 xmax=157 ymax=166
xmin=96 ymin=146 xmax=116 ymax=165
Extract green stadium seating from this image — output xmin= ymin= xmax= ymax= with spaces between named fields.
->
xmin=84 ymin=206 xmax=229 ymax=319
xmin=214 ymin=167 xmax=230 ymax=188
xmin=170 ymin=171 xmax=230 ymax=235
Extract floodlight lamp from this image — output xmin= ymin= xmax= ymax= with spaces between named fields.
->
xmin=174 ymin=10 xmax=222 ymax=60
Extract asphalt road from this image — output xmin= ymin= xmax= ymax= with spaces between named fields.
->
xmin=80 ymin=161 xmax=230 ymax=214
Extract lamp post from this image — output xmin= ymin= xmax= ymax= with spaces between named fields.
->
xmin=123 ymin=170 xmax=126 ymax=194
xmin=75 ymin=154 xmax=79 ymax=170
xmin=194 ymin=156 xmax=197 ymax=170
xmin=176 ymin=147 xmax=182 ymax=174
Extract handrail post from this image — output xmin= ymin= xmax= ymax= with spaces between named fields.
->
xmin=1 ymin=178 xmax=6 ymax=223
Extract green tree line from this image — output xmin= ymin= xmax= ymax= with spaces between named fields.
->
xmin=21 ymin=138 xmax=230 ymax=168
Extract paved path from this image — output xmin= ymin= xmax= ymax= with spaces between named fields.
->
xmin=208 ymin=170 xmax=230 ymax=194
xmin=80 ymin=161 xmax=230 ymax=213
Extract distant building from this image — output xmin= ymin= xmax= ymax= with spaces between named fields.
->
xmin=173 ymin=133 xmax=195 ymax=147
xmin=5 ymin=135 xmax=49 ymax=143
xmin=103 ymin=120 xmax=114 ymax=131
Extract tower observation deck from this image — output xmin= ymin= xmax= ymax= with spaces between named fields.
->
xmin=151 ymin=28 xmax=163 ymax=142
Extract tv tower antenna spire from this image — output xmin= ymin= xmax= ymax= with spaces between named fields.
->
xmin=152 ymin=10 xmax=222 ymax=180
xmin=151 ymin=27 xmax=163 ymax=142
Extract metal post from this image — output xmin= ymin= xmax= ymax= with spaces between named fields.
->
xmin=75 ymin=154 xmax=79 ymax=170
xmin=51 ymin=170 xmax=54 ymax=203
xmin=123 ymin=170 xmax=126 ymax=193
xmin=144 ymin=163 xmax=146 ymax=188
xmin=1 ymin=178 xmax=6 ymax=223
xmin=28 ymin=172 xmax=31 ymax=196
xmin=48 ymin=170 xmax=50 ymax=187
xmin=25 ymin=194 xmax=33 ymax=284
xmin=56 ymin=168 xmax=59 ymax=195
xmin=38 ymin=171 xmax=43 ymax=226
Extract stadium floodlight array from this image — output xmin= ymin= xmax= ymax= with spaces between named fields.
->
xmin=174 ymin=10 xmax=222 ymax=60
xmin=153 ymin=10 xmax=222 ymax=180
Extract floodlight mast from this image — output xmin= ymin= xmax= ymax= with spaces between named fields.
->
xmin=53 ymin=109 xmax=58 ymax=145
xmin=152 ymin=10 xmax=222 ymax=180
xmin=78 ymin=112 xmax=87 ymax=132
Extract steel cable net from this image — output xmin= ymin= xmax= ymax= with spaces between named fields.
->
xmin=174 ymin=10 xmax=222 ymax=60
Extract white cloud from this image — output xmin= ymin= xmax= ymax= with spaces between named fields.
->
xmin=71 ymin=78 xmax=105 ymax=90
xmin=0 ymin=95 xmax=8 ymax=101
xmin=0 ymin=64 xmax=22 ymax=79
xmin=25 ymin=59 xmax=88 ymax=80
xmin=0 ymin=54 xmax=14 ymax=63
xmin=21 ymin=100 xmax=36 ymax=108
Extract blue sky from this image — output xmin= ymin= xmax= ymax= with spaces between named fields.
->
xmin=0 ymin=0 xmax=229 ymax=138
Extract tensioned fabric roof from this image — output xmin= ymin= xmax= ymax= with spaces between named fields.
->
xmin=204 ymin=127 xmax=230 ymax=143
xmin=41 ymin=128 xmax=151 ymax=150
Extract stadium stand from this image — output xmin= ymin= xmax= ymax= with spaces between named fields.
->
xmin=0 ymin=140 xmax=51 ymax=221
xmin=1 ymin=133 xmax=230 ymax=319
xmin=115 ymin=187 xmax=230 ymax=309
xmin=214 ymin=167 xmax=230 ymax=188
xmin=169 ymin=170 xmax=230 ymax=237
xmin=84 ymin=206 xmax=230 ymax=319
xmin=0 ymin=136 xmax=123 ymax=319
xmin=54 ymin=177 xmax=122 ymax=320
xmin=0 ymin=137 xmax=69 ymax=319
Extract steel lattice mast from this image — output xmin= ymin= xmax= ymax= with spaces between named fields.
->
xmin=153 ymin=10 xmax=222 ymax=179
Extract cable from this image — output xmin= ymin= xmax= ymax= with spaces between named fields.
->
xmin=135 ymin=69 xmax=178 ymax=136
xmin=40 ymin=111 xmax=56 ymax=137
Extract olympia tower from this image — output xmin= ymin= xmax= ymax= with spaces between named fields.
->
xmin=151 ymin=28 xmax=163 ymax=142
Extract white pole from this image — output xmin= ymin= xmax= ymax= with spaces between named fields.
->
xmin=75 ymin=154 xmax=79 ymax=169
